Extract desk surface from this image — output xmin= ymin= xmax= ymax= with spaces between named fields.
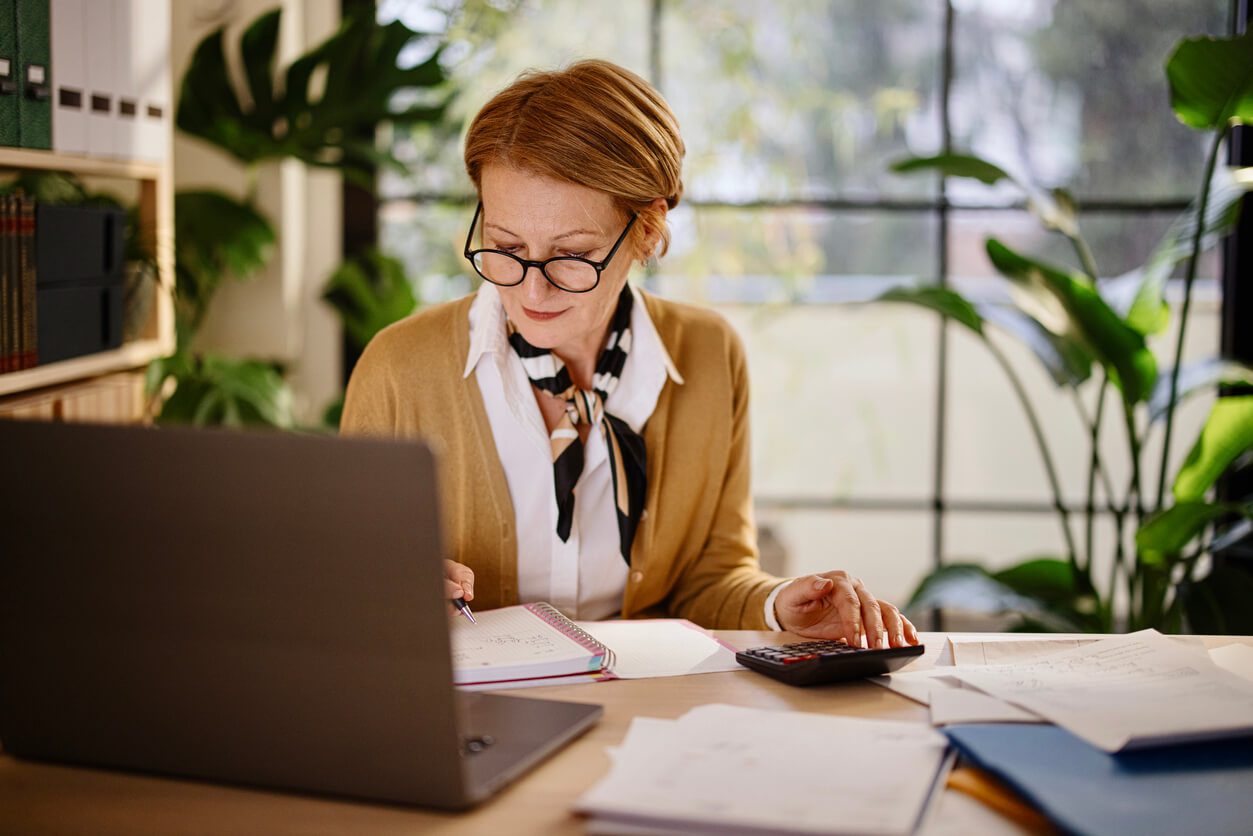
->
xmin=2 ymin=632 xmax=1248 ymax=836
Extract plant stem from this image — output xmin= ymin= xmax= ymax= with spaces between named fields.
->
xmin=1072 ymin=379 xmax=1114 ymax=567
xmin=1068 ymin=232 xmax=1101 ymax=283
xmin=1154 ymin=127 xmax=1227 ymax=512
xmin=987 ymin=340 xmax=1079 ymax=567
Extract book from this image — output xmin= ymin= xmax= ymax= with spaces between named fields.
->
xmin=1 ymin=194 xmax=10 ymax=372
xmin=17 ymin=195 xmax=35 ymax=369
xmin=450 ymin=602 xmax=614 ymax=688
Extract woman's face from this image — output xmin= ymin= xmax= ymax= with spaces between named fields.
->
xmin=478 ymin=164 xmax=637 ymax=359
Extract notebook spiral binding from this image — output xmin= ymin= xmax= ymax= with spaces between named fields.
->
xmin=528 ymin=602 xmax=616 ymax=671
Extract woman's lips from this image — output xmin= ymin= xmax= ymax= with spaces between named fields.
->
xmin=522 ymin=306 xmax=568 ymax=321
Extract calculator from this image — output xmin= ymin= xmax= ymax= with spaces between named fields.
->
xmin=735 ymin=639 xmax=925 ymax=686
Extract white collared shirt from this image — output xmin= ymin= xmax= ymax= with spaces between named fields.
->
xmin=465 ymin=282 xmax=784 ymax=626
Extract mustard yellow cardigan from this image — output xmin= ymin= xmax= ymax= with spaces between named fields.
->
xmin=339 ymin=289 xmax=780 ymax=629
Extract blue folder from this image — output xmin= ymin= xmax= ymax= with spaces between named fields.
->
xmin=944 ymin=724 xmax=1253 ymax=836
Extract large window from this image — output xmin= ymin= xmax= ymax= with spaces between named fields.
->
xmin=374 ymin=0 xmax=1234 ymax=611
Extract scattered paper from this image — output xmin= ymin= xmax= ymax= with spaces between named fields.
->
xmin=928 ymin=687 xmax=1041 ymax=726
xmin=947 ymin=630 xmax=1253 ymax=752
xmin=947 ymin=633 xmax=1206 ymax=666
xmin=576 ymin=619 xmax=741 ymax=679
xmin=1209 ymin=643 xmax=1253 ymax=684
xmin=577 ymin=704 xmax=952 ymax=835
xmin=871 ymin=667 xmax=963 ymax=706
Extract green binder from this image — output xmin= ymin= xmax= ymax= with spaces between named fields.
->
xmin=0 ymin=0 xmax=19 ymax=148
xmin=16 ymin=0 xmax=50 ymax=150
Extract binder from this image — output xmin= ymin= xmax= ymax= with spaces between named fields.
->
xmin=134 ymin=0 xmax=169 ymax=162
xmin=50 ymin=0 xmax=86 ymax=155
xmin=84 ymin=0 xmax=114 ymax=157
xmin=944 ymin=723 xmax=1253 ymax=836
xmin=0 ymin=0 xmax=18 ymax=148
xmin=15 ymin=0 xmax=51 ymax=149
xmin=112 ymin=0 xmax=136 ymax=159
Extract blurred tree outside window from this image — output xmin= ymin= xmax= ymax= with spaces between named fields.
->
xmin=373 ymin=0 xmax=1232 ymax=610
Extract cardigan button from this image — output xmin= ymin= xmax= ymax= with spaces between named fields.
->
xmin=630 ymin=571 xmax=644 ymax=584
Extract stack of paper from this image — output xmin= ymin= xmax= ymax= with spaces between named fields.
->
xmin=946 ymin=629 xmax=1253 ymax=752
xmin=576 ymin=704 xmax=952 ymax=835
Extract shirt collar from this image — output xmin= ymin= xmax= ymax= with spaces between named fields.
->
xmin=463 ymin=282 xmax=684 ymax=387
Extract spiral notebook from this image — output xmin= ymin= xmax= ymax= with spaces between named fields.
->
xmin=451 ymin=603 xmax=616 ymax=689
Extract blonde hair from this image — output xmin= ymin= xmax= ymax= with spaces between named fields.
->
xmin=464 ymin=59 xmax=685 ymax=261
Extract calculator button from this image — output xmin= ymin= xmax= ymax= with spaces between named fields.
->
xmin=782 ymin=654 xmax=818 ymax=664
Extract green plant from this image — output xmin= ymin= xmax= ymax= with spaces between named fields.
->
xmin=885 ymin=31 xmax=1253 ymax=634
xmin=318 ymin=248 xmax=420 ymax=429
xmin=150 ymin=6 xmax=450 ymax=429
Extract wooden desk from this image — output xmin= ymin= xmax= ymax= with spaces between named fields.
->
xmin=2 ymin=632 xmax=1247 ymax=835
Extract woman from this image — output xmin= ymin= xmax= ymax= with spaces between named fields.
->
xmin=342 ymin=59 xmax=918 ymax=649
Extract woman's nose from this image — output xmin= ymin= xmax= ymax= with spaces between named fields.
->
xmin=521 ymin=264 xmax=555 ymax=302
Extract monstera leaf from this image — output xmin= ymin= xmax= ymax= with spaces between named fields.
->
xmin=177 ymin=7 xmax=450 ymax=182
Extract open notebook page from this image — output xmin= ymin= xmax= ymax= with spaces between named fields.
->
xmin=451 ymin=604 xmax=609 ymax=685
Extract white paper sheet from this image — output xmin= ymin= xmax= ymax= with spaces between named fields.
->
xmin=1210 ymin=643 xmax=1253 ymax=683
xmin=928 ymin=687 xmax=1042 ymax=726
xmin=577 ymin=704 xmax=951 ymax=836
xmin=948 ymin=629 xmax=1253 ymax=752
xmin=871 ymin=667 xmax=963 ymax=706
xmin=947 ymin=633 xmax=1206 ymax=666
xmin=576 ymin=619 xmax=741 ymax=678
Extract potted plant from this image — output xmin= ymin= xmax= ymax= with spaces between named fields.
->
xmin=882 ymin=31 xmax=1253 ymax=633
xmin=147 ymin=5 xmax=450 ymax=428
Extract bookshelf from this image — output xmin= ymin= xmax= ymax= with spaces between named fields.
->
xmin=0 ymin=143 xmax=175 ymax=405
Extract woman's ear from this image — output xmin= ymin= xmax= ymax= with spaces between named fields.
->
xmin=637 ymin=197 xmax=670 ymax=262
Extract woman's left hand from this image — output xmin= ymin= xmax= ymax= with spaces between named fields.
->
xmin=774 ymin=571 xmax=919 ymax=648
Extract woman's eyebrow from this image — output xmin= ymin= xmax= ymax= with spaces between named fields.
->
xmin=485 ymin=222 xmax=602 ymax=240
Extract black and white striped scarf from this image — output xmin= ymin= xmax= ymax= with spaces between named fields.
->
xmin=506 ymin=285 xmax=647 ymax=562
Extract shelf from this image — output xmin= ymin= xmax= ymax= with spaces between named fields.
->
xmin=0 ymin=147 xmax=163 ymax=181
xmin=0 ymin=339 xmax=171 ymax=397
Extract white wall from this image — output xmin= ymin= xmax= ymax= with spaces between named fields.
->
xmin=171 ymin=0 xmax=343 ymax=424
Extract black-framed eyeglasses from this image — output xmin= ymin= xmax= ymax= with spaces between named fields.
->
xmin=462 ymin=202 xmax=638 ymax=294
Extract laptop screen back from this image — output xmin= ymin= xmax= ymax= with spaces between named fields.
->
xmin=0 ymin=421 xmax=466 ymax=804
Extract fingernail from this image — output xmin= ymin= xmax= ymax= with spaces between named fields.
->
xmin=813 ymin=578 xmax=829 ymax=590
xmin=879 ymin=630 xmax=888 ymax=649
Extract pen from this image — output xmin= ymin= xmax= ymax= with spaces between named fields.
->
xmin=453 ymin=597 xmax=477 ymax=624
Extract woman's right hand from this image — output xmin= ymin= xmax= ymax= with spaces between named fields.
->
xmin=444 ymin=559 xmax=475 ymax=611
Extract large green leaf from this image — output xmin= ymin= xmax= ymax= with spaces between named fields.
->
xmin=322 ymin=249 xmax=419 ymax=350
xmin=1166 ymin=32 xmax=1253 ymax=130
xmin=986 ymin=239 xmax=1157 ymax=403
xmin=979 ymin=304 xmax=1094 ymax=387
xmin=890 ymin=153 xmax=1012 ymax=185
xmin=1103 ymin=166 xmax=1249 ymax=336
xmin=1148 ymin=359 xmax=1253 ymax=423
xmin=176 ymin=8 xmax=451 ymax=181
xmin=174 ymin=190 xmax=275 ymax=335
xmin=1173 ymin=396 xmax=1253 ymax=501
xmin=1136 ymin=501 xmax=1253 ymax=565
xmin=876 ymin=286 xmax=985 ymax=336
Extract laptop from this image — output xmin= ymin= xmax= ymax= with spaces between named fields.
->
xmin=0 ymin=420 xmax=601 ymax=808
